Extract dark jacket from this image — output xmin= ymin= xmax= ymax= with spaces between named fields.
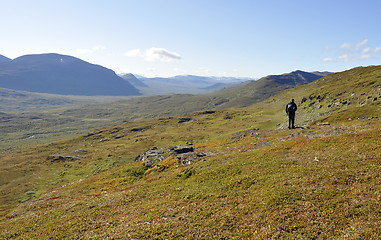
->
xmin=286 ymin=102 xmax=297 ymax=115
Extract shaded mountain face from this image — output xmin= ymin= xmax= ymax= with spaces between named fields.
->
xmin=0 ymin=53 xmax=141 ymax=96
xmin=0 ymin=54 xmax=11 ymax=62
xmin=121 ymin=73 xmax=148 ymax=88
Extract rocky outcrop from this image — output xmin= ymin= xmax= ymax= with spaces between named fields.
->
xmin=47 ymin=155 xmax=81 ymax=162
xmin=47 ymin=149 xmax=87 ymax=162
xmin=135 ymin=145 xmax=214 ymax=168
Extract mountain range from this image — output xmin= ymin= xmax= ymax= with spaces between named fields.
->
xmin=0 ymin=53 xmax=140 ymax=96
xmin=124 ymin=74 xmax=253 ymax=95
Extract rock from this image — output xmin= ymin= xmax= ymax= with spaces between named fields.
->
xmin=47 ymin=155 xmax=80 ymax=162
xmin=201 ymin=110 xmax=216 ymax=114
xmin=73 ymin=149 xmax=87 ymax=154
xmin=169 ymin=146 xmax=194 ymax=154
xmin=83 ymin=130 xmax=103 ymax=137
xmin=135 ymin=145 xmax=213 ymax=168
xmin=131 ymin=127 xmax=146 ymax=132
xmin=178 ymin=117 xmax=192 ymax=123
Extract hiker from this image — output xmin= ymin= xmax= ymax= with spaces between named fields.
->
xmin=286 ymin=99 xmax=297 ymax=129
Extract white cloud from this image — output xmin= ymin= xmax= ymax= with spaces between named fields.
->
xmin=324 ymin=39 xmax=379 ymax=63
xmin=360 ymin=54 xmax=372 ymax=60
xmin=356 ymin=39 xmax=368 ymax=49
xmin=323 ymin=57 xmax=334 ymax=62
xmin=124 ymin=49 xmax=141 ymax=57
xmin=124 ymin=47 xmax=182 ymax=62
xmin=362 ymin=47 xmax=371 ymax=53
xmin=340 ymin=43 xmax=352 ymax=49
xmin=144 ymin=47 xmax=181 ymax=62
xmin=338 ymin=54 xmax=349 ymax=62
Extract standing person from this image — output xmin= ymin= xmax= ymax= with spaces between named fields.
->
xmin=286 ymin=99 xmax=297 ymax=129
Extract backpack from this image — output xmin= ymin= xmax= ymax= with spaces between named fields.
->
xmin=287 ymin=103 xmax=295 ymax=113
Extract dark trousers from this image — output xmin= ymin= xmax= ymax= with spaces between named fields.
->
xmin=288 ymin=113 xmax=295 ymax=129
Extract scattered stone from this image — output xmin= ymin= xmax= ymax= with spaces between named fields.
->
xmin=83 ymin=130 xmax=103 ymax=137
xmin=201 ymin=110 xmax=216 ymax=114
xmin=230 ymin=129 xmax=260 ymax=139
xmin=47 ymin=155 xmax=80 ymax=162
xmin=83 ymin=132 xmax=95 ymax=137
xmin=178 ymin=117 xmax=192 ymax=123
xmin=73 ymin=149 xmax=87 ymax=154
xmin=131 ymin=127 xmax=147 ymax=132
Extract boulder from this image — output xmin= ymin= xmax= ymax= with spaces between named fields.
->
xmin=135 ymin=145 xmax=213 ymax=168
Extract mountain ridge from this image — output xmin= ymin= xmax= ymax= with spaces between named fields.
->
xmin=0 ymin=53 xmax=141 ymax=96
xmin=0 ymin=54 xmax=11 ymax=62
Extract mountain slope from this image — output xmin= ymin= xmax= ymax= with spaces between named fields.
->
xmin=120 ymin=73 xmax=148 ymax=88
xmin=0 ymin=53 xmax=141 ymax=96
xmin=0 ymin=54 xmax=11 ymax=62
xmin=0 ymin=65 xmax=380 ymax=239
xmin=206 ymin=70 xmax=331 ymax=108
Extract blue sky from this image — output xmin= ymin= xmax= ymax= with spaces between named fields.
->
xmin=1 ymin=0 xmax=381 ymax=78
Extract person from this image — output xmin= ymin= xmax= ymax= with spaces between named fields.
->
xmin=286 ymin=99 xmax=297 ymax=129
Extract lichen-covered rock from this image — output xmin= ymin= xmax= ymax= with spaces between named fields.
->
xmin=135 ymin=145 xmax=214 ymax=168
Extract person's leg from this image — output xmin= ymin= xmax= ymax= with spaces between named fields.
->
xmin=291 ymin=114 xmax=295 ymax=128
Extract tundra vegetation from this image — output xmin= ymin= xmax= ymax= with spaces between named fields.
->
xmin=0 ymin=66 xmax=380 ymax=239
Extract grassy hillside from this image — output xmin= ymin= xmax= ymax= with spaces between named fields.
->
xmin=0 ymin=70 xmax=329 ymax=152
xmin=0 ymin=65 xmax=380 ymax=239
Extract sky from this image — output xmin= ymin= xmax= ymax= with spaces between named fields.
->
xmin=1 ymin=0 xmax=381 ymax=78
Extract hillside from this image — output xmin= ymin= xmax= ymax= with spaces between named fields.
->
xmin=0 ymin=70 xmax=331 ymax=151
xmin=206 ymin=70 xmax=331 ymax=108
xmin=0 ymin=53 xmax=140 ymax=96
xmin=0 ymin=65 xmax=380 ymax=239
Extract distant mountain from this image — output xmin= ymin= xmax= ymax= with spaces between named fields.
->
xmin=0 ymin=53 xmax=141 ymax=96
xmin=0 ymin=54 xmax=11 ymax=62
xmin=205 ymin=70 xmax=332 ymax=108
xmin=120 ymin=73 xmax=148 ymax=88
xmin=136 ymin=75 xmax=251 ymax=95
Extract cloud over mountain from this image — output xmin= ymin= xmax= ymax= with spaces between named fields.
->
xmin=125 ymin=47 xmax=181 ymax=62
xmin=323 ymin=39 xmax=381 ymax=63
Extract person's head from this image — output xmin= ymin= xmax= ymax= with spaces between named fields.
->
xmin=291 ymin=99 xmax=294 ymax=102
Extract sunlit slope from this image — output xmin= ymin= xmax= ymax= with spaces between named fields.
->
xmin=0 ymin=65 xmax=380 ymax=239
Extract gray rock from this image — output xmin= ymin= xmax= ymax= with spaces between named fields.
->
xmin=47 ymin=155 xmax=80 ymax=162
